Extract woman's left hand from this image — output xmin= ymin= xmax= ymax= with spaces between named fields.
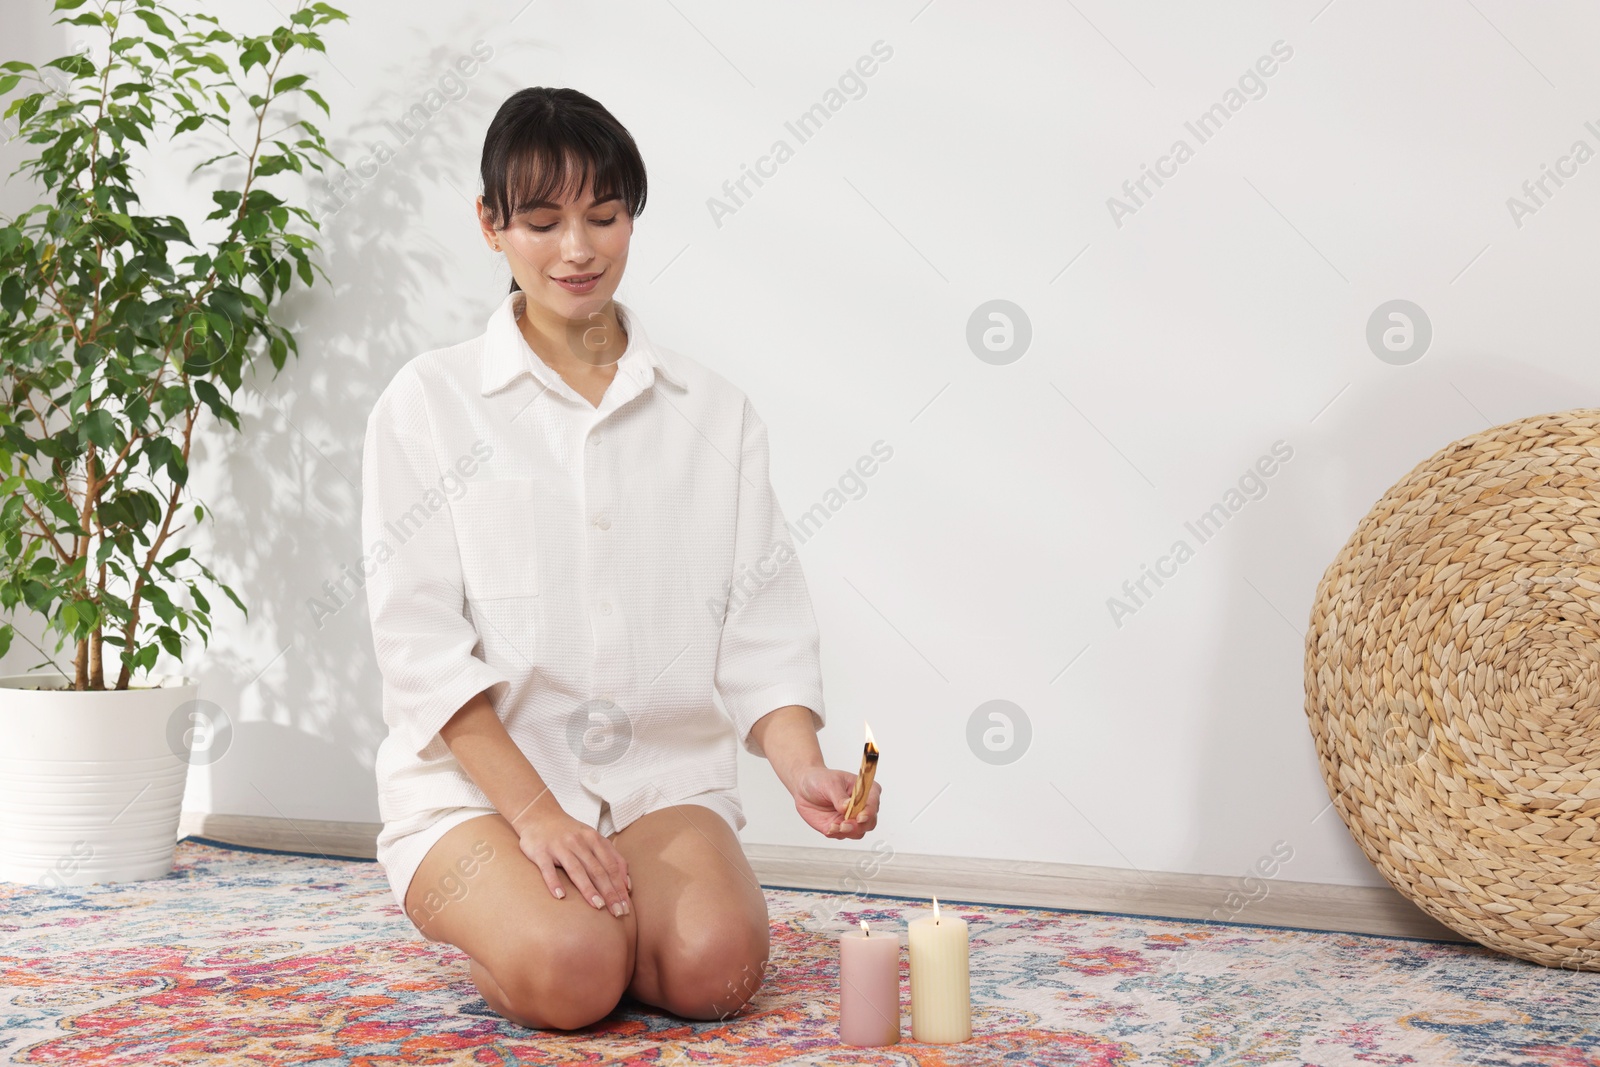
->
xmin=793 ymin=765 xmax=880 ymax=839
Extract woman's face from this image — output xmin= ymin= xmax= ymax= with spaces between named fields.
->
xmin=477 ymin=171 xmax=632 ymax=321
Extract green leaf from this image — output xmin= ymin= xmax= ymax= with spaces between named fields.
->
xmin=159 ymin=383 xmax=190 ymax=419
xmin=142 ymin=436 xmax=172 ymax=476
xmin=209 ymin=287 xmax=244 ymax=324
xmin=29 ymin=482 xmax=79 ymax=527
xmin=80 ymin=408 xmax=117 ymax=449
xmin=147 ymin=586 xmax=176 ymax=623
xmin=131 ymin=9 xmax=175 ymax=38
xmin=0 ymin=75 xmax=21 ymax=95
xmin=16 ymin=92 xmax=43 ymax=123
xmin=73 ymin=340 xmax=103 ymax=369
xmin=44 ymin=53 xmax=95 ymax=78
xmin=192 ymin=379 xmax=234 ymax=425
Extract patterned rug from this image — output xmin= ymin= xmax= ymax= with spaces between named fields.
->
xmin=2 ymin=837 xmax=1598 ymax=1065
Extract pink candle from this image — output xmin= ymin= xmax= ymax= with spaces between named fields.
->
xmin=839 ymin=919 xmax=900 ymax=1046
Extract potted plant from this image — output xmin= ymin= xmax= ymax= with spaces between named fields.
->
xmin=0 ymin=0 xmax=344 ymax=885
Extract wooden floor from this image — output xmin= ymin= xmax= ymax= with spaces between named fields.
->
xmin=176 ymin=811 xmax=1468 ymax=943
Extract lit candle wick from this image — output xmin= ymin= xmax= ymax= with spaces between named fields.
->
xmin=933 ymin=895 xmax=941 ymax=925
xmin=860 ymin=919 xmax=870 ymax=937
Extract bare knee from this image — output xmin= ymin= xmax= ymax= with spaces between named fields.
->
xmin=657 ymin=918 xmax=770 ymax=1021
xmin=483 ymin=922 xmax=631 ymax=1030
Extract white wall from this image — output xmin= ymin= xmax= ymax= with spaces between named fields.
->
xmin=6 ymin=0 xmax=1598 ymax=891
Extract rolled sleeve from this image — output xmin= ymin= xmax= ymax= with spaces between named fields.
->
xmin=713 ymin=398 xmax=826 ymax=757
xmin=362 ymin=367 xmax=510 ymax=759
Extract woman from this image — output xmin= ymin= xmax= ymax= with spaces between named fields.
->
xmin=360 ymin=86 xmax=881 ymax=1031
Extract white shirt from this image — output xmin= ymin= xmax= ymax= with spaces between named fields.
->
xmin=361 ymin=289 xmax=825 ymax=845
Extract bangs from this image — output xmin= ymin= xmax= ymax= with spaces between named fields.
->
xmin=502 ymin=146 xmax=610 ymax=218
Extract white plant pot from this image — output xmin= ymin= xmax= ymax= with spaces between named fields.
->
xmin=0 ymin=671 xmax=200 ymax=885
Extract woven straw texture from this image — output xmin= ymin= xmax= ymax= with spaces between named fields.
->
xmin=1305 ymin=409 xmax=1600 ymax=970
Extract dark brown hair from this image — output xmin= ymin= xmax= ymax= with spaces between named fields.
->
xmin=479 ymin=88 xmax=648 ymax=293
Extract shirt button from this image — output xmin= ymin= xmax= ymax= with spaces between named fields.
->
xmin=599 ymin=601 xmax=612 ymax=616
xmin=591 ymin=433 xmax=603 ymax=446
xmin=584 ymin=772 xmax=601 ymax=787
xmin=595 ymin=515 xmax=611 ymax=530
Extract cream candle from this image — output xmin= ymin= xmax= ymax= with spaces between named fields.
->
xmin=839 ymin=919 xmax=900 ymax=1046
xmin=907 ymin=896 xmax=971 ymax=1043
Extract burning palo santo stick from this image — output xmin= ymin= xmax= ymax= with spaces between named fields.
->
xmin=843 ymin=722 xmax=879 ymax=824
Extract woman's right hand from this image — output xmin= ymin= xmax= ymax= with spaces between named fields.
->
xmin=511 ymin=805 xmax=632 ymax=917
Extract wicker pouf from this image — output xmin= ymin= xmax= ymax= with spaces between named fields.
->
xmin=1305 ymin=409 xmax=1600 ymax=969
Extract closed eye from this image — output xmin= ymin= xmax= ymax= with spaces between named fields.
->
xmin=527 ymin=215 xmax=620 ymax=233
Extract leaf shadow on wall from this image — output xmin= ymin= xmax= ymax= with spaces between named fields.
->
xmin=183 ymin=31 xmax=550 ymax=821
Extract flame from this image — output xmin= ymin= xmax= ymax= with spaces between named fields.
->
xmin=860 ymin=919 xmax=870 ymax=936
xmin=933 ymin=895 xmax=941 ymax=923
xmin=864 ymin=721 xmax=876 ymax=746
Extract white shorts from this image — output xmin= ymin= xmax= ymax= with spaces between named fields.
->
xmin=377 ymin=790 xmax=745 ymax=928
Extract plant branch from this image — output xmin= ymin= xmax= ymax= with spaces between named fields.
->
xmin=10 ymin=622 xmax=70 ymax=679
xmin=17 ymin=500 xmax=71 ymax=562
xmin=113 ymin=402 xmax=193 ymax=690
xmin=82 ymin=0 xmax=119 ymax=346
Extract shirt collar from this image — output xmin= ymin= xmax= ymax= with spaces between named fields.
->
xmin=479 ymin=289 xmax=689 ymax=398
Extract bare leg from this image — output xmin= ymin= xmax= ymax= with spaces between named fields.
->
xmin=608 ymin=803 xmax=771 ymax=1020
xmin=403 ymin=812 xmax=636 ymax=1030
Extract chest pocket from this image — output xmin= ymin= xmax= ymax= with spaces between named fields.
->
xmin=450 ymin=478 xmax=540 ymax=600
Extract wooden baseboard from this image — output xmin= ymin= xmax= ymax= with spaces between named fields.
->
xmin=179 ymin=810 xmax=381 ymax=862
xmin=176 ymin=811 xmax=1467 ymax=943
